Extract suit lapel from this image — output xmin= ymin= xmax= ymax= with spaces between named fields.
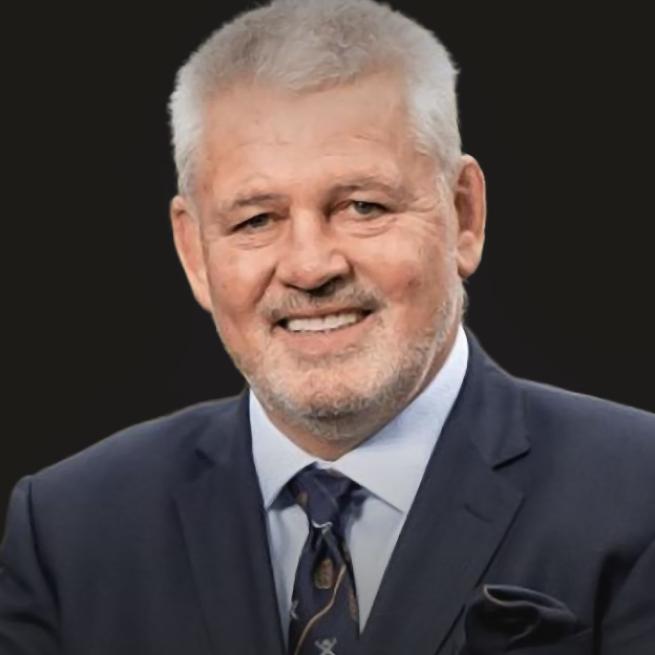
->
xmin=174 ymin=392 xmax=286 ymax=655
xmin=360 ymin=333 xmax=530 ymax=655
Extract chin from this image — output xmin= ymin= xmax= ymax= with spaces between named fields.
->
xmin=250 ymin=351 xmax=426 ymax=425
xmin=259 ymin=371 xmax=372 ymax=416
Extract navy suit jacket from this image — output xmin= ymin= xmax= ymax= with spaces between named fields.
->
xmin=1 ymin=333 xmax=654 ymax=654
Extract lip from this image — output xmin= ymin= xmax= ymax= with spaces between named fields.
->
xmin=274 ymin=310 xmax=376 ymax=356
xmin=277 ymin=306 xmax=372 ymax=326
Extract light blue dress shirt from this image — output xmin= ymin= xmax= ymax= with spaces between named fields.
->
xmin=250 ymin=325 xmax=469 ymax=642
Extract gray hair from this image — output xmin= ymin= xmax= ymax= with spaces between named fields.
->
xmin=168 ymin=0 xmax=461 ymax=196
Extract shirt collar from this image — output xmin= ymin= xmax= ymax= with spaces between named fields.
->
xmin=251 ymin=324 xmax=469 ymax=513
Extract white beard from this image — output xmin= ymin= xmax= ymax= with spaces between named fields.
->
xmin=230 ymin=280 xmax=463 ymax=444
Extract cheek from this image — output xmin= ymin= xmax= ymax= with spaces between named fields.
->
xmin=205 ymin=246 xmax=275 ymax=320
xmin=360 ymin=237 xmax=447 ymax=302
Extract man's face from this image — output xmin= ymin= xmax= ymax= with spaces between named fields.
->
xmin=172 ymin=72 xmax=485 ymax=439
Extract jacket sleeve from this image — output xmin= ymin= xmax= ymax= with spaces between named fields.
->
xmin=601 ymin=535 xmax=655 ymax=654
xmin=0 ymin=477 xmax=60 ymax=655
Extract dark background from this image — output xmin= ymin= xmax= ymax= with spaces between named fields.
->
xmin=3 ymin=3 xmax=654 ymax=526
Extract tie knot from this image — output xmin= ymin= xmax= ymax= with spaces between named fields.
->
xmin=288 ymin=467 xmax=359 ymax=536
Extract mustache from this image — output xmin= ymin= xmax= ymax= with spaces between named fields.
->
xmin=264 ymin=283 xmax=383 ymax=324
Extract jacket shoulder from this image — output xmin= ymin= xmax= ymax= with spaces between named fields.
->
xmin=514 ymin=377 xmax=655 ymax=504
xmin=518 ymin=377 xmax=655 ymax=444
xmin=30 ymin=396 xmax=244 ymax=496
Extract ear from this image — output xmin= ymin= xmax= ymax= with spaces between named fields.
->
xmin=170 ymin=195 xmax=213 ymax=312
xmin=452 ymin=155 xmax=487 ymax=279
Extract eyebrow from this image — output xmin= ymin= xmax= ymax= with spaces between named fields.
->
xmin=328 ymin=176 xmax=406 ymax=201
xmin=222 ymin=192 xmax=290 ymax=214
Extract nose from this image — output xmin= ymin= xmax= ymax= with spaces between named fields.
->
xmin=276 ymin=212 xmax=351 ymax=291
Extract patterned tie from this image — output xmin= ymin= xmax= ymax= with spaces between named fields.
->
xmin=287 ymin=466 xmax=361 ymax=655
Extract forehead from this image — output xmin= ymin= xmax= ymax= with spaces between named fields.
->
xmin=195 ymin=73 xmax=427 ymax=201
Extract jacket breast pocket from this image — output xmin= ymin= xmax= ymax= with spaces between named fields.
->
xmin=505 ymin=627 xmax=594 ymax=654
xmin=453 ymin=626 xmax=594 ymax=654
xmin=454 ymin=584 xmax=594 ymax=654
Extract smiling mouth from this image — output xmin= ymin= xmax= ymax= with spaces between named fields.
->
xmin=278 ymin=310 xmax=372 ymax=333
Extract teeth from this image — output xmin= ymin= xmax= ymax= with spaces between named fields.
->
xmin=286 ymin=311 xmax=364 ymax=333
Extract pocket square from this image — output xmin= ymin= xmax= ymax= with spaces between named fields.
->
xmin=460 ymin=584 xmax=582 ymax=654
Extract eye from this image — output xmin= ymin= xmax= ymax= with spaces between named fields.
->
xmin=349 ymin=200 xmax=386 ymax=217
xmin=236 ymin=213 xmax=272 ymax=231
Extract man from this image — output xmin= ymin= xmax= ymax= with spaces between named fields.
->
xmin=1 ymin=0 xmax=654 ymax=653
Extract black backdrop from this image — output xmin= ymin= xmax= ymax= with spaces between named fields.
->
xmin=3 ymin=2 xmax=654 ymax=526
